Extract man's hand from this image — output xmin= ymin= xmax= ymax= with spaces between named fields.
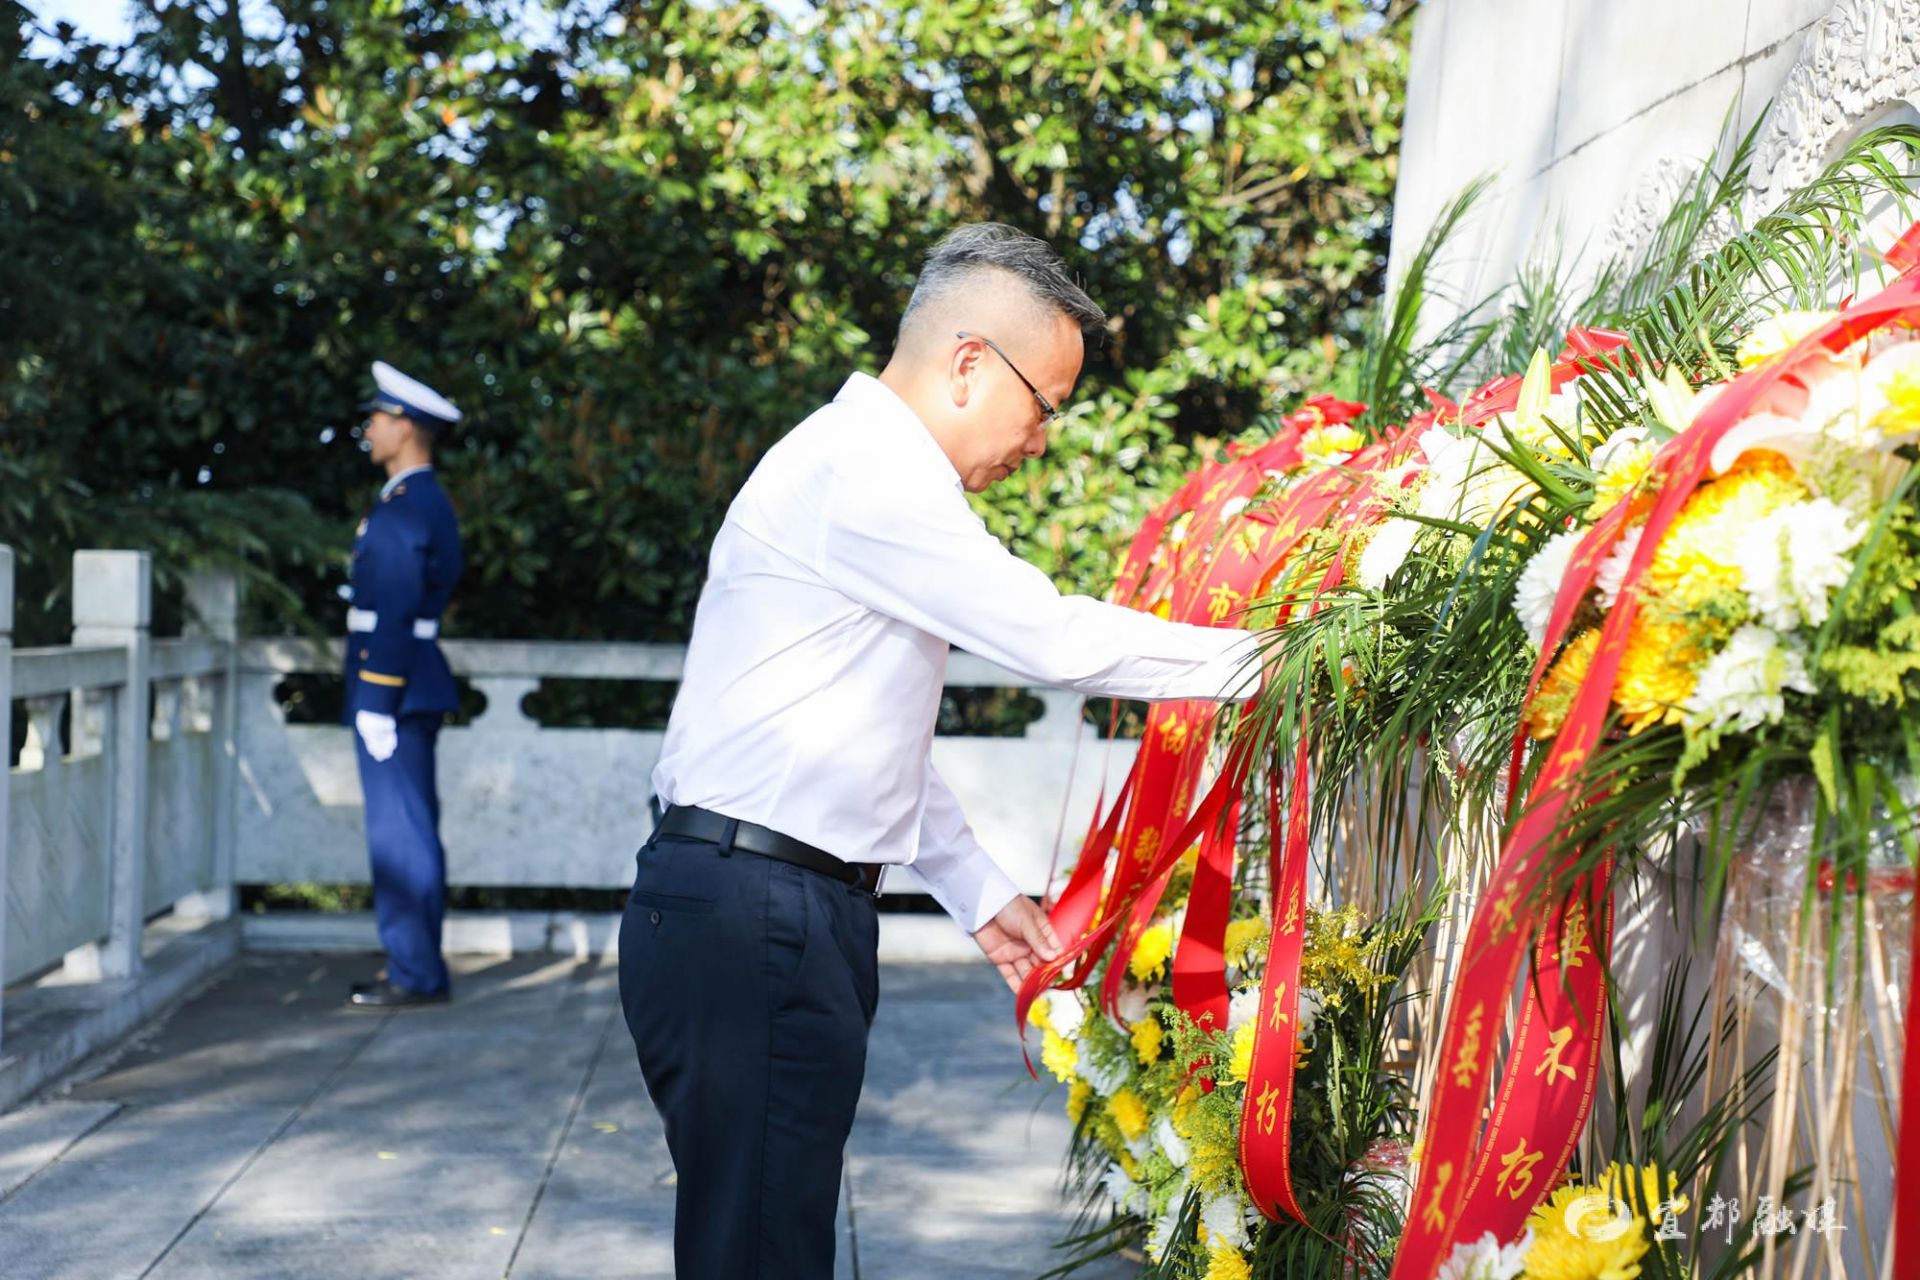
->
xmin=972 ymin=895 xmax=1063 ymax=992
xmin=355 ymin=710 xmax=398 ymax=763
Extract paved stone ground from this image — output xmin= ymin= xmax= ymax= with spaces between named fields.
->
xmin=0 ymin=953 xmax=1134 ymax=1279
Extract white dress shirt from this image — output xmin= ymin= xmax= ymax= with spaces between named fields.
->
xmin=652 ymin=373 xmax=1260 ymax=932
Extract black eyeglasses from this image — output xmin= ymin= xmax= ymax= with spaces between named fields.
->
xmin=956 ymin=330 xmax=1060 ymax=424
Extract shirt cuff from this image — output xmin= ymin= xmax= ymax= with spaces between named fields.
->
xmin=1143 ymin=627 xmax=1265 ymax=703
xmin=913 ymin=840 xmax=1024 ymax=935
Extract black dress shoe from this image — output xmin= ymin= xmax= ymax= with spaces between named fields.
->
xmin=347 ymin=979 xmax=450 ymax=1008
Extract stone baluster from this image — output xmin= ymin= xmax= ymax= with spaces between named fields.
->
xmin=177 ymin=571 xmax=241 ymax=922
xmin=65 ymin=551 xmax=152 ymax=981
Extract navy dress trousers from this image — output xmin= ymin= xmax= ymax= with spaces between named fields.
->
xmin=344 ymin=466 xmax=463 ymax=996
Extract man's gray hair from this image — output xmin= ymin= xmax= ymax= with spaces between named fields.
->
xmin=899 ymin=223 xmax=1106 ymax=343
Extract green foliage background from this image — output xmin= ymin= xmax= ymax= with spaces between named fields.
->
xmin=2 ymin=0 xmax=1410 ymax=646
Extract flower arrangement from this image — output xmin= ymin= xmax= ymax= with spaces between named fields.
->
xmin=1027 ymin=131 xmax=1920 ymax=1280
xmin=1516 ymin=321 xmax=1920 ymax=779
xmin=1039 ymin=870 xmax=1434 ymax=1279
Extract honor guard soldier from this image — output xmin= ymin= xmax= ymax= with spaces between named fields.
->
xmin=345 ymin=361 xmax=465 ymax=1008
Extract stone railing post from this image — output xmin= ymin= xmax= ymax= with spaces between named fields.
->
xmin=0 ymin=548 xmax=14 ymax=1048
xmin=176 ymin=569 xmax=242 ymax=921
xmin=67 ymin=550 xmax=152 ymax=981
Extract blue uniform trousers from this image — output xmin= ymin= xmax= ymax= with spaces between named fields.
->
xmin=355 ymin=713 xmax=451 ymax=996
xmin=620 ymin=834 xmax=879 ymax=1279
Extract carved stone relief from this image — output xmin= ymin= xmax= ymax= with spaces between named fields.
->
xmin=1742 ymin=0 xmax=1920 ymax=220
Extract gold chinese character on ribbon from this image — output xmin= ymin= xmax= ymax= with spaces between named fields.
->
xmin=1495 ymin=1139 xmax=1542 ymax=1201
xmin=1254 ymin=1083 xmax=1280 ymax=1136
xmin=1232 ymin=524 xmax=1265 ymax=562
xmin=1451 ymin=1002 xmax=1485 ymax=1088
xmin=1206 ymin=583 xmax=1244 ymax=624
xmin=1420 ymin=1162 xmax=1454 ymax=1232
xmin=1535 ymin=1026 xmax=1576 ymax=1086
xmin=1133 ymin=826 xmax=1159 ymax=864
xmin=1268 ymin=980 xmax=1289 ymax=1033
xmin=1159 ymin=716 xmax=1190 ymax=754
xmin=1279 ymin=889 xmax=1302 ymax=937
xmin=1489 ymin=883 xmax=1523 ymax=941
xmin=1556 ymin=901 xmax=1592 ymax=970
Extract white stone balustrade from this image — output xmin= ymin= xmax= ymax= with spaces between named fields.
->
xmin=4 ymin=543 xmax=1141 ymax=1061
xmin=234 ymin=639 xmax=1136 ymax=896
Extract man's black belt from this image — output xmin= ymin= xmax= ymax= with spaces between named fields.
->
xmin=655 ymin=805 xmax=885 ymax=897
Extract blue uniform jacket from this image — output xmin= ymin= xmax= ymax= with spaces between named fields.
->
xmin=343 ymin=468 xmax=464 ymax=720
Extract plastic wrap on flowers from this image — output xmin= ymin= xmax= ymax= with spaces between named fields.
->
xmin=1693 ymin=775 xmax=1916 ymax=1280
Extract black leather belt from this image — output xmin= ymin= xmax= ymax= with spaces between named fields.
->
xmin=654 ymin=805 xmax=885 ymax=897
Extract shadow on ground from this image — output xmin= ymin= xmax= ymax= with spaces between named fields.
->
xmin=0 ymin=954 xmax=1135 ymax=1280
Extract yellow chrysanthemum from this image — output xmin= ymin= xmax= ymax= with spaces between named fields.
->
xmin=1643 ymin=453 xmax=1806 ymax=612
xmin=1129 ymin=922 xmax=1175 ymax=982
xmin=1040 ymin=1029 xmax=1077 ymax=1084
xmin=1589 ymin=441 xmax=1654 ymax=520
xmin=1526 ymin=628 xmax=1602 ymax=740
xmin=1224 ymin=916 xmax=1269 ymax=969
xmin=1736 ymin=309 xmax=1837 ymax=368
xmin=1202 ymin=1241 xmax=1253 ymax=1280
xmin=1027 ymin=999 xmax=1052 ymax=1035
xmin=1880 ymin=363 xmax=1920 ymax=434
xmin=1522 ymin=1163 xmax=1682 ymax=1280
xmin=1065 ymin=1080 xmax=1092 ymax=1125
xmin=1301 ymin=423 xmax=1365 ymax=461
xmin=1523 ymin=1189 xmax=1649 ymax=1280
xmin=1599 ymin=454 xmax=1810 ymax=731
xmin=1109 ymin=1087 xmax=1149 ymax=1142
xmin=1130 ymin=1016 xmax=1165 ymax=1066
xmin=1612 ymin=615 xmax=1702 ymax=732
xmin=1117 ymin=1148 xmax=1139 ymax=1181
xmin=1228 ymin=1021 xmax=1256 ymax=1082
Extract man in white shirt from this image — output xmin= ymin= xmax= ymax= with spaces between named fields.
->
xmin=619 ymin=223 xmax=1261 ymax=1278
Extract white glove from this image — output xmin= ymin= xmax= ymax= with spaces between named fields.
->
xmin=355 ymin=710 xmax=398 ymax=763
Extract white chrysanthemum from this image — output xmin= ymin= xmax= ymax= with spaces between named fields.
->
xmin=1435 ymin=1229 xmax=1532 ymax=1280
xmin=1201 ymin=1192 xmax=1254 ymax=1250
xmin=1146 ymin=1174 xmax=1191 ymax=1262
xmin=1103 ymin=1162 xmax=1147 ymax=1217
xmin=1734 ymin=498 xmax=1865 ymax=631
xmin=1357 ymin=517 xmax=1421 ymax=590
xmin=1226 ymin=985 xmax=1262 ymax=1032
xmin=1114 ymin=985 xmax=1150 ymax=1027
xmin=1686 ymin=626 xmax=1816 ymax=733
xmin=1219 ymin=496 xmax=1251 ymax=524
xmin=1296 ymin=987 xmax=1324 ymax=1045
xmin=1153 ymin=1114 xmax=1189 ymax=1166
xmin=1594 ymin=525 xmax=1644 ymax=609
xmin=1123 ymin=1131 xmax=1153 ymax=1164
xmin=1512 ymin=528 xmax=1583 ymax=648
xmin=1042 ymin=990 xmax=1086 ymax=1041
xmin=1078 ymin=1049 xmax=1132 ymax=1099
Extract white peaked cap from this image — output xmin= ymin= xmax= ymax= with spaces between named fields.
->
xmin=371 ymin=360 xmax=463 ymax=425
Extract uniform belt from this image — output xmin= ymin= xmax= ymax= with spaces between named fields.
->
xmin=654 ymin=805 xmax=885 ymax=897
xmin=345 ymin=609 xmax=439 ymax=640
